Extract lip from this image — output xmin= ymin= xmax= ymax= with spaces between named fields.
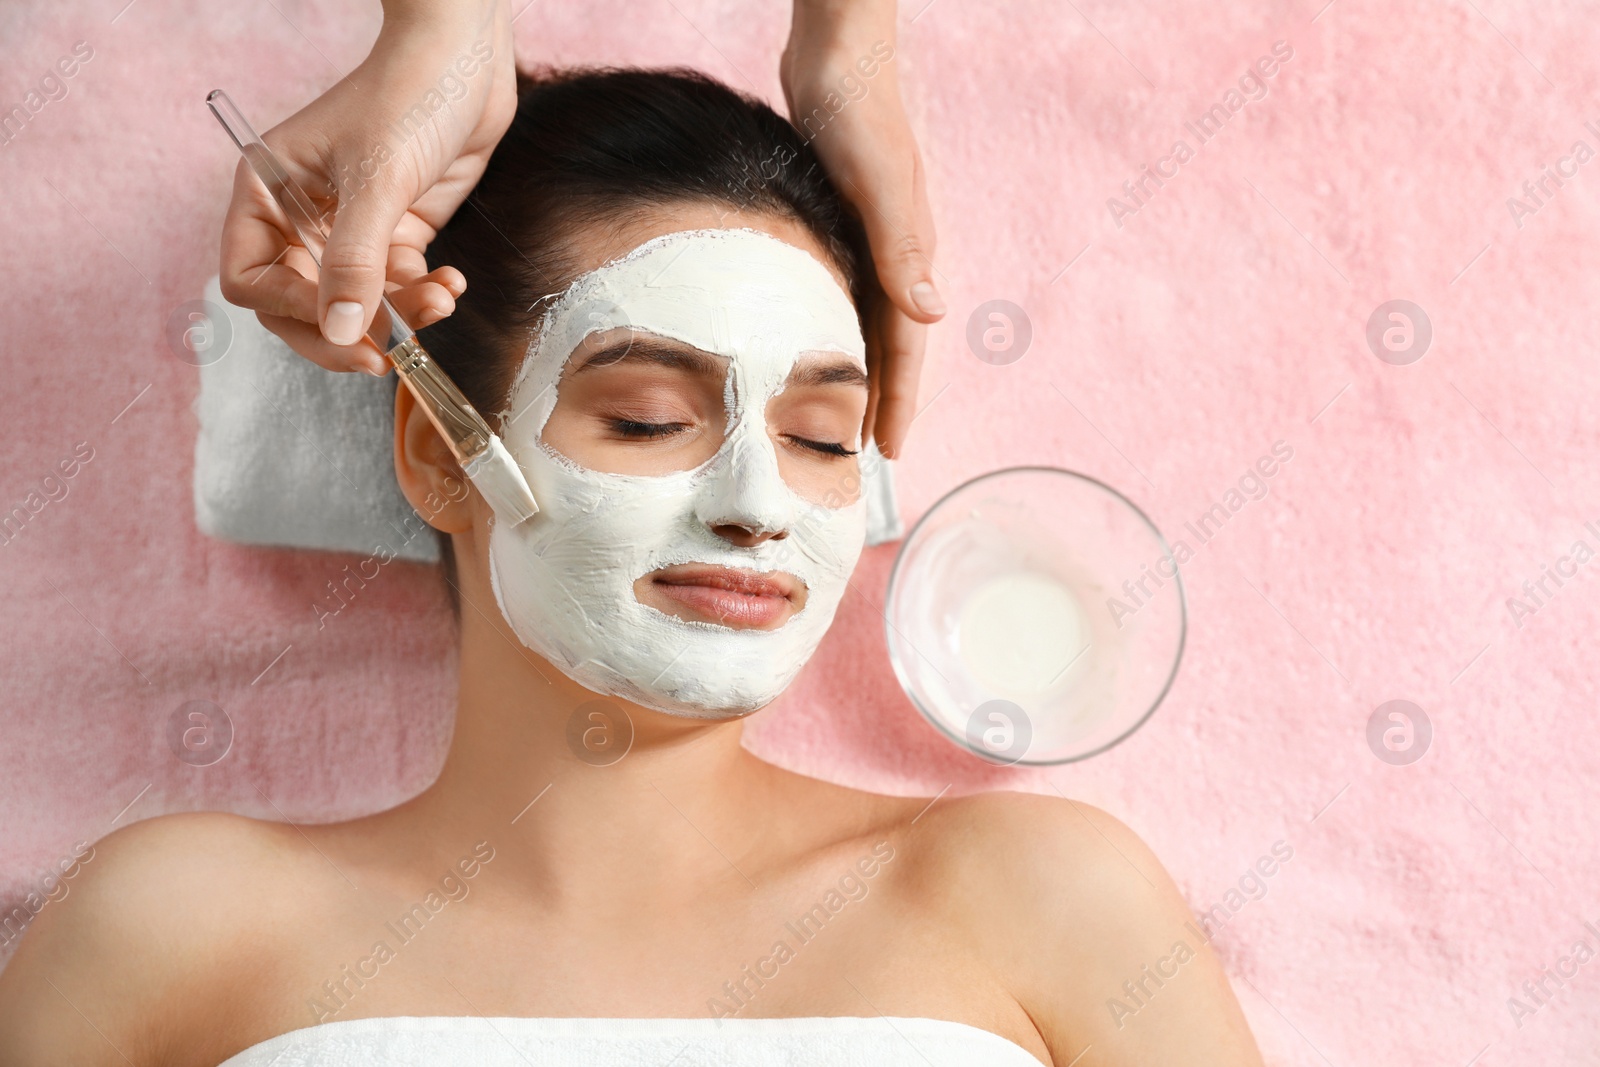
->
xmin=646 ymin=563 xmax=803 ymax=629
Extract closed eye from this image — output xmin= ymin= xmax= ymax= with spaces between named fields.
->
xmin=788 ymin=436 xmax=858 ymax=457
xmin=613 ymin=422 xmax=852 ymax=455
xmin=613 ymin=419 xmax=691 ymax=439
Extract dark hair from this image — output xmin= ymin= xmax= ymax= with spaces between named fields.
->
xmin=418 ymin=65 xmax=875 ymax=608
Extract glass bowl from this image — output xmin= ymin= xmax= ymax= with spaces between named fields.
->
xmin=883 ymin=467 xmax=1186 ymax=765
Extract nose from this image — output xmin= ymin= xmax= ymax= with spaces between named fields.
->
xmin=695 ymin=419 xmax=797 ymax=548
xmin=711 ymin=522 xmax=786 ymax=548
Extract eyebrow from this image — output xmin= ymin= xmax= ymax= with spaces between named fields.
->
xmin=571 ymin=336 xmax=726 ymax=377
xmin=786 ymin=358 xmax=868 ymax=389
xmin=571 ymin=335 xmax=867 ymax=388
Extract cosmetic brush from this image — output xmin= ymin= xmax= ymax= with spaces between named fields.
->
xmin=206 ymin=89 xmax=539 ymax=525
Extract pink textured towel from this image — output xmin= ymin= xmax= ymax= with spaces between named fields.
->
xmin=0 ymin=2 xmax=1595 ymax=1064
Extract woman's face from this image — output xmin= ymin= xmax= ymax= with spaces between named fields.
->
xmin=481 ymin=209 xmax=871 ymax=718
xmin=543 ymin=324 xmax=869 ymax=631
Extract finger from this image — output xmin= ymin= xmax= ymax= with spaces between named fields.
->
xmin=835 ymin=142 xmax=944 ymax=326
xmin=255 ymin=310 xmax=387 ymax=374
xmin=379 ymin=228 xmax=463 ymax=327
xmin=386 ymin=210 xmax=447 ymax=286
xmin=387 ymin=243 xmax=430 ymax=289
xmin=436 ymin=265 xmax=466 ymax=298
xmin=318 ymin=176 xmax=416 ymax=349
xmin=867 ymin=303 xmax=929 ymax=460
xmin=387 ymin=274 xmax=460 ymax=330
xmin=861 ymin=295 xmax=886 ymax=451
xmin=387 ymin=251 xmax=465 ymax=301
xmin=218 ymin=158 xmax=321 ymax=325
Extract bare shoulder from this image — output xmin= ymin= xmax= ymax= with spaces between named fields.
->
xmin=902 ymin=790 xmax=1264 ymax=1067
xmin=888 ymin=790 xmax=1172 ymax=937
xmin=0 ymin=811 xmax=308 ymax=1067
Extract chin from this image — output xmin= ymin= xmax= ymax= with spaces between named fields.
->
xmin=620 ymin=682 xmax=793 ymax=722
xmin=577 ymin=635 xmax=811 ymax=720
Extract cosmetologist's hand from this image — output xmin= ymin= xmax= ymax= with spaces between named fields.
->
xmin=781 ymin=0 xmax=943 ymax=459
xmin=218 ymin=0 xmax=516 ymax=375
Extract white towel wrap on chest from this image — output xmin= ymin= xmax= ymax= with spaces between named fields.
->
xmin=216 ymin=1015 xmax=1041 ymax=1066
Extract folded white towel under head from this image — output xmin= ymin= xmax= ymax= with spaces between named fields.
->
xmin=192 ymin=276 xmax=440 ymax=562
xmin=191 ymin=279 xmax=904 ymax=562
xmin=216 ymin=1014 xmax=1042 ymax=1066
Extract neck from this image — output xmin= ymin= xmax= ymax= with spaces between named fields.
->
xmin=406 ymin=591 xmax=777 ymax=904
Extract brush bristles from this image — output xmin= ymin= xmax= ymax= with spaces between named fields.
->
xmin=465 ymin=435 xmax=539 ymax=525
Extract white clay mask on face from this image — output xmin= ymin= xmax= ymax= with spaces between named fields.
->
xmin=487 ymin=228 xmax=868 ymax=718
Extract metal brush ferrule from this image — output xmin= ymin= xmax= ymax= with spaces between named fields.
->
xmin=388 ymin=336 xmax=490 ymax=466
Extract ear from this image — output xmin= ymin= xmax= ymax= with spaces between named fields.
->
xmin=393 ymin=380 xmax=475 ymax=534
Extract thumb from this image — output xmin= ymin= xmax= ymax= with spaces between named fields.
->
xmin=317 ymin=179 xmax=413 ymax=348
xmin=849 ymin=157 xmax=943 ymax=325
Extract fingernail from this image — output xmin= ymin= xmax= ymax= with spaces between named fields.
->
xmin=363 ymin=360 xmax=388 ymax=377
xmin=324 ymin=301 xmax=365 ymax=347
xmin=909 ymin=280 xmax=945 ymax=317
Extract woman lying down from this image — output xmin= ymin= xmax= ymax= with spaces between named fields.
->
xmin=0 ymin=66 xmax=1264 ymax=1067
